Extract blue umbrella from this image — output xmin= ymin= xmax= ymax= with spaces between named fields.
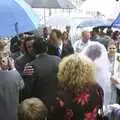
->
xmin=0 ymin=0 xmax=39 ymax=37
xmin=111 ymin=14 xmax=120 ymax=28
xmin=77 ymin=19 xmax=111 ymax=28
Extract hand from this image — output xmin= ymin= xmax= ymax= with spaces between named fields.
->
xmin=24 ymin=65 xmax=34 ymax=75
xmin=8 ymin=57 xmax=15 ymax=70
xmin=0 ymin=57 xmax=10 ymax=70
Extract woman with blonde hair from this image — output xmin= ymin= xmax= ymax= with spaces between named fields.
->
xmin=18 ymin=98 xmax=48 ymax=120
xmin=51 ymin=54 xmax=103 ymax=120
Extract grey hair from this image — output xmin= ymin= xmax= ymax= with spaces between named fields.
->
xmin=83 ymin=42 xmax=102 ymax=61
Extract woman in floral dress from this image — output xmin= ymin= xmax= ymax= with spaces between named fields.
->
xmin=50 ymin=54 xmax=103 ymax=120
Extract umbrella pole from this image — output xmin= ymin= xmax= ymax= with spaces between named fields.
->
xmin=44 ymin=8 xmax=46 ymax=24
xmin=15 ymin=22 xmax=20 ymax=40
xmin=68 ymin=9 xmax=70 ymax=16
xmin=49 ymin=9 xmax=52 ymax=16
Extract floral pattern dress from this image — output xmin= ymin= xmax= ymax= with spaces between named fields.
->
xmin=50 ymin=84 xmax=103 ymax=120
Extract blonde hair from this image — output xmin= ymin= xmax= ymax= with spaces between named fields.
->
xmin=58 ymin=54 xmax=96 ymax=89
xmin=18 ymin=98 xmax=48 ymax=120
xmin=81 ymin=31 xmax=90 ymax=37
xmin=0 ymin=40 xmax=10 ymax=57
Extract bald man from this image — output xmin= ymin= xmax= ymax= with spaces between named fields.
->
xmin=74 ymin=31 xmax=94 ymax=53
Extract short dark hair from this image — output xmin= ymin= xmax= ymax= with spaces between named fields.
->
xmin=33 ymin=37 xmax=47 ymax=54
xmin=23 ymin=36 xmax=35 ymax=53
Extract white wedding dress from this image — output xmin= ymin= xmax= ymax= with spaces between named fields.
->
xmin=82 ymin=42 xmax=112 ymax=108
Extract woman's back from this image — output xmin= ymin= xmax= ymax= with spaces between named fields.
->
xmin=51 ymin=83 xmax=103 ymax=120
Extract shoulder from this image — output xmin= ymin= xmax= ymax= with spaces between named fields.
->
xmin=15 ymin=54 xmax=25 ymax=62
xmin=46 ymin=55 xmax=61 ymax=63
xmin=0 ymin=70 xmax=21 ymax=79
xmin=86 ymin=83 xmax=104 ymax=97
xmin=47 ymin=43 xmax=56 ymax=48
xmin=30 ymin=54 xmax=61 ymax=65
xmin=73 ymin=40 xmax=81 ymax=50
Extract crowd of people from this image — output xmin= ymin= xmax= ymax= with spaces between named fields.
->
xmin=1 ymin=26 xmax=120 ymax=120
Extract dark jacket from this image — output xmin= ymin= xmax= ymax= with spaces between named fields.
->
xmin=51 ymin=83 xmax=103 ymax=120
xmin=47 ymin=42 xmax=74 ymax=58
xmin=30 ymin=54 xmax=60 ymax=108
xmin=15 ymin=54 xmax=35 ymax=102
xmin=15 ymin=54 xmax=35 ymax=76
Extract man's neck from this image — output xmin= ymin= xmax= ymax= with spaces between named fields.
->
xmin=108 ymin=53 xmax=115 ymax=57
xmin=82 ymin=40 xmax=89 ymax=44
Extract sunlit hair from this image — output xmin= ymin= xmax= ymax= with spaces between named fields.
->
xmin=0 ymin=40 xmax=10 ymax=58
xmin=58 ymin=54 xmax=96 ymax=90
xmin=81 ymin=30 xmax=90 ymax=36
xmin=62 ymin=31 xmax=68 ymax=39
xmin=18 ymin=98 xmax=48 ymax=120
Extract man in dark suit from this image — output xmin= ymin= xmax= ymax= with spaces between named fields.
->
xmin=15 ymin=36 xmax=36 ymax=76
xmin=24 ymin=37 xmax=60 ymax=109
xmin=48 ymin=29 xmax=74 ymax=58
xmin=15 ymin=37 xmax=36 ymax=102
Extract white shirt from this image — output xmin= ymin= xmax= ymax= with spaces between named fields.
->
xmin=73 ymin=40 xmax=94 ymax=53
xmin=58 ymin=41 xmax=63 ymax=55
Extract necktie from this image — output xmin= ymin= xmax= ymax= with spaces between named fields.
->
xmin=57 ymin=47 xmax=61 ymax=57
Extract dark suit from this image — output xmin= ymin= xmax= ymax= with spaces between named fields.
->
xmin=15 ymin=54 xmax=35 ymax=102
xmin=29 ymin=54 xmax=60 ymax=108
xmin=47 ymin=41 xmax=74 ymax=58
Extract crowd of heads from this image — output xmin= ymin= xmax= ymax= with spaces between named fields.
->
xmin=1 ymin=25 xmax=120 ymax=120
xmin=10 ymin=27 xmax=71 ymax=58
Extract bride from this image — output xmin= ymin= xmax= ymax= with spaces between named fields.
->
xmin=81 ymin=42 xmax=111 ymax=108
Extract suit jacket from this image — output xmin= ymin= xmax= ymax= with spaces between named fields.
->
xmin=30 ymin=54 xmax=60 ymax=108
xmin=0 ymin=70 xmax=24 ymax=120
xmin=15 ymin=54 xmax=35 ymax=102
xmin=47 ymin=42 xmax=74 ymax=58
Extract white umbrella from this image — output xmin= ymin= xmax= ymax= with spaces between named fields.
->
xmin=24 ymin=0 xmax=75 ymax=9
xmin=79 ymin=0 xmax=120 ymax=19
xmin=46 ymin=15 xmax=72 ymax=26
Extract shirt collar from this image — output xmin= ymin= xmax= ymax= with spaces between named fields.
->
xmin=59 ymin=41 xmax=63 ymax=50
xmin=81 ymin=40 xmax=90 ymax=45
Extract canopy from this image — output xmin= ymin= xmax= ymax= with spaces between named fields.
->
xmin=79 ymin=0 xmax=120 ymax=19
xmin=24 ymin=0 xmax=76 ymax=9
xmin=111 ymin=14 xmax=120 ymax=28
